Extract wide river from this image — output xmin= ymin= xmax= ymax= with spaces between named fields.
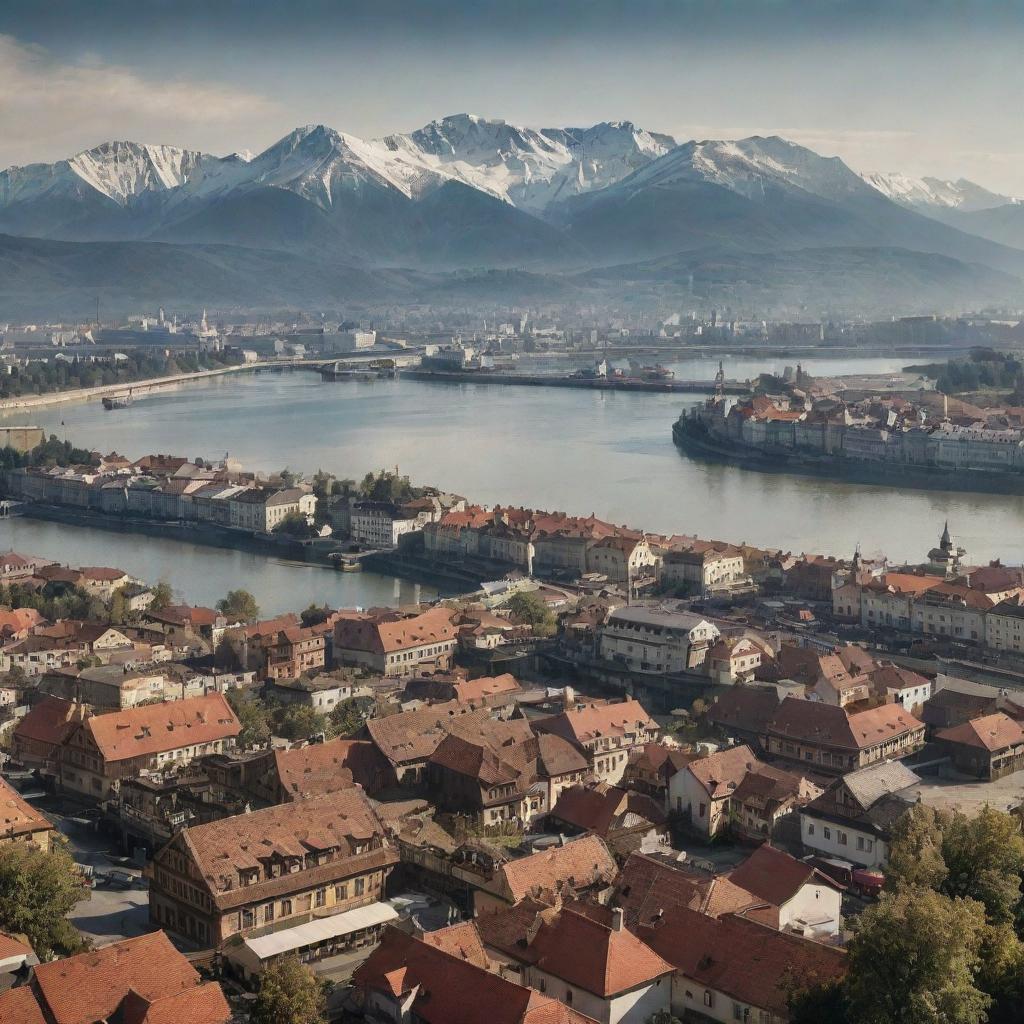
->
xmin=0 ymin=351 xmax=1021 ymax=611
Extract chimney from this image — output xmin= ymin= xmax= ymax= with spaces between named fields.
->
xmin=612 ymin=907 xmax=624 ymax=932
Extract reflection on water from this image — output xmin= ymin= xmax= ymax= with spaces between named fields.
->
xmin=4 ymin=353 xmax=1021 ymax=569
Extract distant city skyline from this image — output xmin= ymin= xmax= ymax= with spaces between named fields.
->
xmin=1 ymin=0 xmax=1023 ymax=192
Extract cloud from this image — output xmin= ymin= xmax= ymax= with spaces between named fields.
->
xmin=0 ymin=34 xmax=282 ymax=165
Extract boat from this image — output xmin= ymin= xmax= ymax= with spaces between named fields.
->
xmin=628 ymin=360 xmax=675 ymax=381
xmin=102 ymin=391 xmax=133 ymax=410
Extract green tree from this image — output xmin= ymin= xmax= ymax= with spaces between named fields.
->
xmin=783 ymin=975 xmax=850 ymax=1024
xmin=272 ymin=704 xmax=332 ymax=743
xmin=300 ymin=604 xmax=330 ymax=628
xmin=149 ymin=579 xmax=174 ymax=611
xmin=886 ymin=802 xmax=949 ymax=892
xmin=273 ymin=511 xmax=314 ymax=538
xmin=845 ymin=887 xmax=990 ymax=1024
xmin=507 ymin=591 xmax=556 ymax=637
xmin=226 ymin=688 xmax=271 ymax=749
xmin=217 ymin=589 xmax=260 ymax=624
xmin=328 ymin=697 xmax=366 ymax=738
xmin=108 ymin=589 xmax=128 ymax=626
xmin=0 ymin=841 xmax=89 ymax=959
xmin=252 ymin=955 xmax=326 ymax=1024
xmin=887 ymin=803 xmax=1024 ymax=926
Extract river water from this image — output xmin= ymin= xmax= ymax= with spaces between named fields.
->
xmin=1 ymin=352 xmax=1021 ymax=605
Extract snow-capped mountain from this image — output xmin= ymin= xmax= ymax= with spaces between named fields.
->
xmin=390 ymin=113 xmax=676 ymax=210
xmin=595 ymin=135 xmax=877 ymax=204
xmin=0 ymin=141 xmax=210 ymax=208
xmin=861 ymin=171 xmax=1015 ymax=212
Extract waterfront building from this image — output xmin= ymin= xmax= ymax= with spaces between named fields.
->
xmin=927 ymin=521 xmax=967 ymax=577
xmin=911 ymin=581 xmax=992 ymax=642
xmin=660 ymin=544 xmax=745 ymax=596
xmin=148 ymin=788 xmax=398 ymax=947
xmin=985 ymin=595 xmax=1024 ymax=652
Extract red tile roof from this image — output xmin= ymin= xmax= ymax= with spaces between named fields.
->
xmin=452 ymin=673 xmax=521 ymax=702
xmin=500 ymin=835 xmax=617 ymax=903
xmin=0 ymin=777 xmax=54 ymax=840
xmin=31 ymin=932 xmax=213 ymax=1024
xmin=420 ymin=921 xmax=491 ymax=968
xmin=727 ymin=844 xmax=842 ymax=906
xmin=936 ymin=712 xmax=1024 ymax=752
xmin=272 ymin=738 xmax=389 ymax=799
xmin=768 ymin=697 xmax=922 ymax=751
xmin=639 ymin=908 xmax=846 ymax=1016
xmin=481 ymin=903 xmax=673 ymax=997
xmin=0 ymin=987 xmax=47 ymax=1024
xmin=686 ymin=744 xmax=763 ymax=799
xmin=12 ymin=696 xmax=81 ymax=749
xmin=536 ymin=699 xmax=656 ymax=747
xmin=83 ymin=693 xmax=239 ymax=762
xmin=548 ymin=782 xmax=666 ymax=837
xmin=611 ymin=853 xmax=769 ymax=928
xmin=354 ymin=926 xmax=596 ymax=1024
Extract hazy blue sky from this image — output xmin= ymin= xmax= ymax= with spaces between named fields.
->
xmin=2 ymin=0 xmax=1023 ymax=191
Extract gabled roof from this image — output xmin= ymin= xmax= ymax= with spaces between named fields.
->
xmin=0 ymin=988 xmax=47 ymax=1024
xmin=354 ymin=926 xmax=595 ymax=1024
xmin=706 ymin=687 xmax=781 ymax=735
xmin=611 ymin=853 xmax=770 ymax=930
xmin=549 ymin=782 xmax=666 ymax=836
xmin=271 ymin=738 xmax=389 ymax=799
xmin=685 ymin=744 xmax=762 ymax=799
xmin=30 ymin=932 xmax=218 ymax=1024
xmin=639 ymin=908 xmax=846 ymax=1017
xmin=12 ymin=696 xmax=81 ymax=749
xmin=936 ymin=712 xmax=1024 ymax=752
xmin=178 ymin=789 xmax=393 ymax=911
xmin=420 ymin=921 xmax=491 ymax=968
xmin=366 ymin=701 xmax=496 ymax=768
xmin=500 ymin=835 xmax=617 ymax=903
xmin=768 ymin=697 xmax=922 ymax=751
xmin=840 ymin=760 xmax=921 ymax=809
xmin=727 ymin=844 xmax=842 ymax=906
xmin=452 ymin=673 xmax=521 ymax=702
xmin=535 ymin=699 xmax=656 ymax=748
xmin=83 ymin=693 xmax=239 ymax=762
xmin=481 ymin=903 xmax=673 ymax=998
xmin=0 ymin=777 xmax=54 ymax=839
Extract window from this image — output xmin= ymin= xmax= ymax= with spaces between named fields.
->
xmin=281 ymin=899 xmax=292 ymax=916
xmin=336 ymin=882 xmax=348 ymax=901
xmin=355 ymin=877 xmax=365 ymax=897
xmin=808 ymin=823 xmax=815 ymax=836
xmin=733 ymin=1004 xmax=744 ymax=1021
xmin=838 ymin=831 xmax=848 ymax=846
xmin=242 ymin=909 xmax=255 ymax=928
xmin=704 ymin=991 xmax=714 ymax=1008
xmin=565 ymin=990 xmax=573 ymax=1005
xmin=315 ymin=888 xmax=326 ymax=908
xmin=823 ymin=827 xmax=831 ymax=840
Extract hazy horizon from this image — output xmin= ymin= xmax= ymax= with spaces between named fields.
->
xmin=2 ymin=0 xmax=1024 ymax=193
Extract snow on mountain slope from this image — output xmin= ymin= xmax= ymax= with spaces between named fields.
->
xmin=0 ymin=141 xmax=210 ymax=208
xmin=861 ymin=172 xmax=1015 ymax=212
xmin=600 ymin=135 xmax=876 ymax=204
xmin=391 ymin=113 xmax=677 ymax=210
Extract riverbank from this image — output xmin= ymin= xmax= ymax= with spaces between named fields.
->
xmin=399 ymin=367 xmax=750 ymax=394
xmin=671 ymin=415 xmax=1024 ymax=496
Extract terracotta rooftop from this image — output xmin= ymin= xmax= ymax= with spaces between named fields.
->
xmin=452 ymin=673 xmax=521 ymax=702
xmin=0 ymin=987 xmax=47 ymax=1024
xmin=179 ymin=788 xmax=394 ymax=911
xmin=30 ymin=932 xmax=226 ymax=1024
xmin=335 ymin=606 xmax=459 ymax=656
xmin=366 ymin=700 xmax=498 ymax=768
xmin=12 ymin=696 xmax=81 ymax=749
xmin=639 ymin=908 xmax=846 ymax=1017
xmin=936 ymin=712 xmax=1024 ymax=752
xmin=768 ymin=697 xmax=922 ymax=751
xmin=354 ymin=926 xmax=596 ymax=1024
xmin=549 ymin=782 xmax=666 ymax=837
xmin=271 ymin=738 xmax=390 ymax=800
xmin=0 ymin=777 xmax=53 ymax=840
xmin=535 ymin=699 xmax=656 ymax=748
xmin=611 ymin=853 xmax=770 ymax=929
xmin=420 ymin=921 xmax=491 ymax=968
xmin=84 ymin=692 xmax=238 ymax=762
xmin=499 ymin=835 xmax=617 ymax=903
xmin=480 ymin=902 xmax=673 ymax=997
xmin=686 ymin=744 xmax=764 ymax=799
xmin=727 ymin=843 xmax=842 ymax=906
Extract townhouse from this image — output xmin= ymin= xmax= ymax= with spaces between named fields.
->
xmin=660 ymin=543 xmax=745 ymax=596
xmin=0 ymin=776 xmax=56 ymax=851
xmin=598 ymin=605 xmax=720 ymax=675
xmin=333 ymin=606 xmax=459 ymax=677
xmin=934 ymin=711 xmax=1024 ymax=779
xmin=263 ymin=624 xmax=328 ymax=681
xmin=58 ymin=692 xmax=239 ymax=800
xmin=534 ymin=699 xmax=659 ymax=785
xmin=149 ymin=788 xmax=398 ymax=947
xmin=800 ymin=761 xmax=920 ymax=869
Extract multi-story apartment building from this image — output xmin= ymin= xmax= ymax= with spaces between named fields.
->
xmin=333 ymin=606 xmax=459 ymax=676
xmin=534 ymin=699 xmax=659 ymax=785
xmin=148 ymin=789 xmax=398 ymax=947
xmin=599 ymin=605 xmax=720 ymax=674
xmin=58 ymin=693 xmax=239 ymax=800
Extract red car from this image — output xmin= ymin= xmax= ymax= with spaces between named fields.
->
xmin=808 ymin=856 xmax=885 ymax=898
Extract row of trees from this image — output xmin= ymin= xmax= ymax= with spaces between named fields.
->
xmin=789 ymin=804 xmax=1024 ymax=1024
xmin=0 ymin=348 xmax=241 ymax=401
xmin=0 ymin=435 xmax=98 ymax=473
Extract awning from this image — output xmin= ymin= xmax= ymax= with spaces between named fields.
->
xmin=242 ymin=902 xmax=399 ymax=961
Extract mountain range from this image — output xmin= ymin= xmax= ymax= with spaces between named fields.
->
xmin=2 ymin=114 xmax=1024 ymax=316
